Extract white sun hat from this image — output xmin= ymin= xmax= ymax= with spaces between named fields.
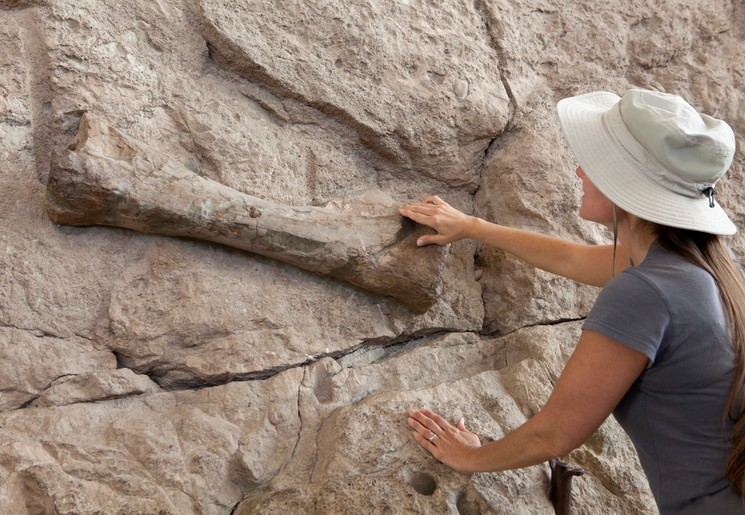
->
xmin=557 ymin=89 xmax=737 ymax=235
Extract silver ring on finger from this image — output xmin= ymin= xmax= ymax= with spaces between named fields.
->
xmin=428 ymin=433 xmax=437 ymax=443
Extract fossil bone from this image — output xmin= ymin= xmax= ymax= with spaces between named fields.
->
xmin=46 ymin=114 xmax=448 ymax=312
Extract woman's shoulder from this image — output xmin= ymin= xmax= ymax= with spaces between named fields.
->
xmin=629 ymin=242 xmax=714 ymax=288
xmin=602 ymin=242 xmax=722 ymax=320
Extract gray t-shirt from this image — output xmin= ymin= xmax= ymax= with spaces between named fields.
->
xmin=583 ymin=241 xmax=745 ymax=514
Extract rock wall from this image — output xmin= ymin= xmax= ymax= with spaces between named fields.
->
xmin=1 ymin=0 xmax=743 ymax=513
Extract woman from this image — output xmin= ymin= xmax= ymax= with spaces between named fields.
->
xmin=400 ymin=89 xmax=745 ymax=514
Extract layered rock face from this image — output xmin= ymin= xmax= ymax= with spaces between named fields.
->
xmin=1 ymin=0 xmax=743 ymax=513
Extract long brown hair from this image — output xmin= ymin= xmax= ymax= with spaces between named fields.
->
xmin=639 ymin=221 xmax=745 ymax=495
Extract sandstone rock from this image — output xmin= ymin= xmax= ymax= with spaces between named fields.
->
xmin=0 ymin=368 xmax=303 ymax=514
xmin=235 ymin=324 xmax=655 ymax=514
xmin=30 ymin=368 xmax=160 ymax=408
xmin=0 ymin=328 xmax=116 ymax=410
xmin=195 ymin=0 xmax=510 ymax=189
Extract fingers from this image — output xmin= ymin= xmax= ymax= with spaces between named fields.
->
xmin=416 ymin=409 xmax=453 ymax=431
xmin=398 ymin=204 xmax=447 ymax=247
xmin=411 ymin=430 xmax=438 ymax=453
xmin=399 ymin=203 xmax=440 ymax=219
xmin=423 ymin=195 xmax=446 ymax=205
xmin=399 ymin=197 xmax=461 ymax=247
xmin=397 ymin=206 xmax=435 ymax=232
xmin=408 ymin=408 xmax=461 ymax=441
xmin=399 ymin=195 xmax=449 ymax=216
xmin=408 ymin=410 xmax=445 ymax=456
xmin=407 ymin=409 xmax=480 ymax=474
xmin=415 ymin=234 xmax=449 ymax=247
xmin=407 ymin=409 xmax=442 ymax=437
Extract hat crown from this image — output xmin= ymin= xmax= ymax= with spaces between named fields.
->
xmin=620 ymin=89 xmax=735 ymax=186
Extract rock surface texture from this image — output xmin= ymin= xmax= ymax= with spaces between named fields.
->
xmin=1 ymin=1 xmax=743 ymax=514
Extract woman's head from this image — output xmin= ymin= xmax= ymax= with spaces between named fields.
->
xmin=557 ymin=89 xmax=737 ymax=235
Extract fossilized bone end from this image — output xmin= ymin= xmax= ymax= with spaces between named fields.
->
xmin=320 ymin=190 xmax=448 ymax=312
xmin=46 ymin=113 xmax=144 ymax=226
xmin=383 ymin=231 xmax=448 ymax=313
xmin=46 ymin=149 xmax=112 ymax=226
xmin=338 ymin=217 xmax=448 ymax=313
xmin=68 ymin=112 xmax=140 ymax=160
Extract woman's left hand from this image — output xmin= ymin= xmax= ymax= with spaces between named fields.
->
xmin=407 ymin=408 xmax=482 ymax=473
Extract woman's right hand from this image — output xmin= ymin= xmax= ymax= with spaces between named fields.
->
xmin=399 ymin=195 xmax=474 ymax=246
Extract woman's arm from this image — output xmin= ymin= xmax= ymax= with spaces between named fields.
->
xmin=407 ymin=329 xmax=648 ymax=473
xmin=399 ymin=196 xmax=630 ymax=287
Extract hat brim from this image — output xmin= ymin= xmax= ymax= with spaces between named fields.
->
xmin=557 ymin=91 xmax=736 ymax=235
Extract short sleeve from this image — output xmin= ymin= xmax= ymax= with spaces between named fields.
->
xmin=583 ymin=271 xmax=671 ymax=365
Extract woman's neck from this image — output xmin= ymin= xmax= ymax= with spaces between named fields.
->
xmin=615 ymin=213 xmax=657 ymax=266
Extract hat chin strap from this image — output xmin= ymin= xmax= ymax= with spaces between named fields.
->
xmin=611 ymin=204 xmax=618 ymax=278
